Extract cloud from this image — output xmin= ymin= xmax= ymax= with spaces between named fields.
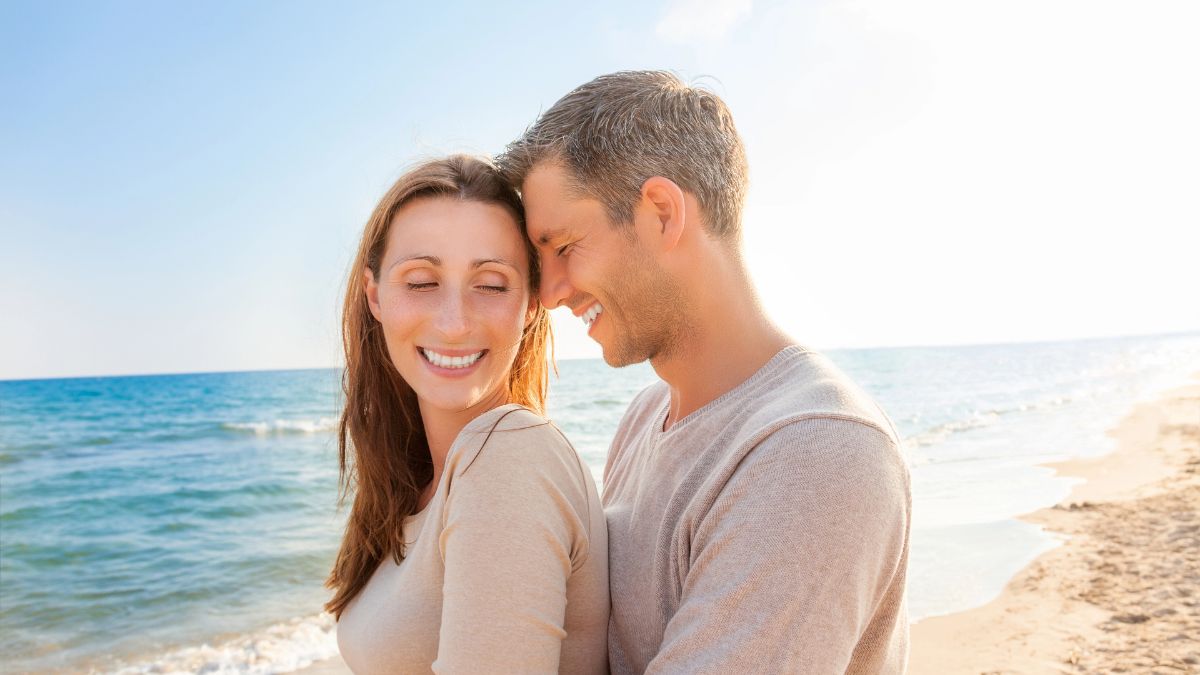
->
xmin=655 ymin=0 xmax=753 ymax=43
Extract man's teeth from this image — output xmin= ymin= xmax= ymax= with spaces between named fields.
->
xmin=582 ymin=303 xmax=604 ymax=327
xmin=421 ymin=348 xmax=484 ymax=369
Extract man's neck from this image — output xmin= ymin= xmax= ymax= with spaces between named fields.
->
xmin=651 ymin=274 xmax=792 ymax=431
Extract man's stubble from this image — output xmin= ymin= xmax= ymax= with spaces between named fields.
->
xmin=601 ymin=240 xmax=695 ymax=369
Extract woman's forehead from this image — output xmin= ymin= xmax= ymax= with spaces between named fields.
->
xmin=386 ymin=197 xmax=528 ymax=267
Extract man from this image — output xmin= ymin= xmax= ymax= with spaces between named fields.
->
xmin=499 ymin=71 xmax=911 ymax=674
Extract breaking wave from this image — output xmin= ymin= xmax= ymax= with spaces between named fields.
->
xmin=107 ymin=612 xmax=339 ymax=675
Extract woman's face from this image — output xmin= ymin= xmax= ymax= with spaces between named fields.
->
xmin=365 ymin=196 xmax=532 ymax=415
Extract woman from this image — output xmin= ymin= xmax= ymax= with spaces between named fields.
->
xmin=326 ymin=155 xmax=608 ymax=673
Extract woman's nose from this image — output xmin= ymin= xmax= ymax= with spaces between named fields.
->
xmin=433 ymin=291 xmax=471 ymax=339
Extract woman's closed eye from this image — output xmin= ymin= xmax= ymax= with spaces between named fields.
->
xmin=473 ymin=269 xmax=515 ymax=294
xmin=406 ymin=281 xmax=438 ymax=291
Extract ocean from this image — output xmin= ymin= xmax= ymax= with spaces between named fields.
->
xmin=2 ymin=332 xmax=1198 ymax=673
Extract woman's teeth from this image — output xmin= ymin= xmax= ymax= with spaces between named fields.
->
xmin=421 ymin=348 xmax=484 ymax=369
xmin=582 ymin=303 xmax=604 ymax=327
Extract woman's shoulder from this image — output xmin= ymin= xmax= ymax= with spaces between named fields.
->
xmin=451 ymin=404 xmax=578 ymax=479
xmin=439 ymin=406 xmax=602 ymax=573
xmin=460 ymin=403 xmax=551 ymax=436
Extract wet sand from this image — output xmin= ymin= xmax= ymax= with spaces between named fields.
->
xmin=910 ymin=379 xmax=1200 ymax=673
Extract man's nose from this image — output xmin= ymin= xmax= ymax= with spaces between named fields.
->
xmin=538 ymin=254 xmax=574 ymax=310
xmin=434 ymin=291 xmax=471 ymax=339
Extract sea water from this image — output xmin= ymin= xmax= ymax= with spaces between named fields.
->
xmin=2 ymin=332 xmax=1198 ymax=672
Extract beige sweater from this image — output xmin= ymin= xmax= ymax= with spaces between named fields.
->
xmin=337 ymin=404 xmax=609 ymax=674
xmin=604 ymin=346 xmax=911 ymax=673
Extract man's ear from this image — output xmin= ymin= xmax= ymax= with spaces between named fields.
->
xmin=640 ymin=176 xmax=686 ymax=252
xmin=363 ymin=269 xmax=382 ymax=322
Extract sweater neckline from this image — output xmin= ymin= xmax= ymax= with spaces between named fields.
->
xmin=653 ymin=345 xmax=810 ymax=437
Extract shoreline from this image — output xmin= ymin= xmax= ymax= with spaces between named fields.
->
xmin=909 ymin=377 xmax=1200 ymax=673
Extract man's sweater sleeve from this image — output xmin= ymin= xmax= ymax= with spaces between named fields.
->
xmin=645 ymin=417 xmax=911 ymax=674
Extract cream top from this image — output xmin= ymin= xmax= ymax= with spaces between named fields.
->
xmin=337 ymin=404 xmax=609 ymax=674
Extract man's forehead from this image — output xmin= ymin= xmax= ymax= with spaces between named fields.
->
xmin=522 ymin=161 xmax=576 ymax=200
xmin=520 ymin=204 xmax=563 ymax=246
xmin=522 ymin=163 xmax=597 ymax=244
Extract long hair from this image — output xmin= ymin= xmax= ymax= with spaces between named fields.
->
xmin=324 ymin=155 xmax=554 ymax=619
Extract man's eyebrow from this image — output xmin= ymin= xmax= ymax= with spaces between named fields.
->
xmin=535 ymin=227 xmax=568 ymax=247
xmin=387 ymin=254 xmax=441 ymax=272
xmin=471 ymin=258 xmax=518 ymax=270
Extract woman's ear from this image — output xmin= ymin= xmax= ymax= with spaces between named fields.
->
xmin=524 ymin=295 xmax=540 ymax=330
xmin=363 ymin=269 xmax=382 ymax=322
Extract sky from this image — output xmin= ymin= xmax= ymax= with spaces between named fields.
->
xmin=1 ymin=0 xmax=1197 ymax=380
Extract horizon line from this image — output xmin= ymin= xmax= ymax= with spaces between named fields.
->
xmin=3 ymin=328 xmax=1198 ymax=384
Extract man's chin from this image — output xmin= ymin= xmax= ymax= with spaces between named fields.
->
xmin=600 ymin=351 xmax=627 ymax=368
xmin=599 ymin=341 xmax=650 ymax=369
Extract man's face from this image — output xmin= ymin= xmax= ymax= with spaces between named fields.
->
xmin=521 ymin=162 xmax=685 ymax=367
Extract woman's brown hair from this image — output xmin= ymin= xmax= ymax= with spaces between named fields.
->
xmin=324 ymin=155 xmax=553 ymax=618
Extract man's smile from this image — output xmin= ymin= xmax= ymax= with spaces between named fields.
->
xmin=580 ymin=302 xmax=604 ymax=330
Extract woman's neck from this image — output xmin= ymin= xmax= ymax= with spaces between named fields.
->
xmin=417 ymin=388 xmax=511 ymax=499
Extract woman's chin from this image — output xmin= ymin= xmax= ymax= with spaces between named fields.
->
xmin=402 ymin=355 xmax=515 ymax=417
xmin=411 ymin=381 xmax=505 ymax=416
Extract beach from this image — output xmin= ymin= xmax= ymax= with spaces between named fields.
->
xmin=910 ymin=379 xmax=1200 ymax=673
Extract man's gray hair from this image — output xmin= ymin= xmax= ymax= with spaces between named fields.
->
xmin=498 ymin=70 xmax=749 ymax=240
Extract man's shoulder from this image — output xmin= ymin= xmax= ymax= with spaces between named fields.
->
xmin=603 ymin=380 xmax=668 ymax=479
xmin=626 ymin=379 xmax=670 ymax=417
xmin=726 ymin=350 xmax=909 ymax=496
xmin=746 ymin=347 xmax=898 ymax=441
xmin=613 ymin=380 xmax=669 ymax=436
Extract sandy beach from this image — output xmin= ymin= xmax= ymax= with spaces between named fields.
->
xmin=910 ymin=379 xmax=1200 ymax=674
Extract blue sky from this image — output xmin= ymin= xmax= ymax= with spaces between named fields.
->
xmin=2 ymin=0 xmax=1198 ymax=379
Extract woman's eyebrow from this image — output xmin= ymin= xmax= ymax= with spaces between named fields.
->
xmin=472 ymin=258 xmax=518 ymax=271
xmin=388 ymin=254 xmax=440 ymax=272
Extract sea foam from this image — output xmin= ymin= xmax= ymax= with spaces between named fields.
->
xmin=107 ymin=612 xmax=339 ymax=675
xmin=222 ymin=418 xmax=338 ymax=435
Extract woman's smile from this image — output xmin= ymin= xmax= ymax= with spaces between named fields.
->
xmin=418 ymin=346 xmax=489 ymax=377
